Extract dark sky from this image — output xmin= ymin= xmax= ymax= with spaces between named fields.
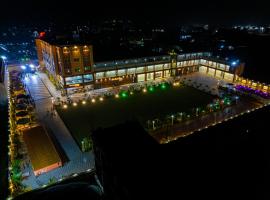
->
xmin=1 ymin=0 xmax=270 ymax=26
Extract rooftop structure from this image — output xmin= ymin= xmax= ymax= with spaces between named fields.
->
xmin=23 ymin=126 xmax=63 ymax=176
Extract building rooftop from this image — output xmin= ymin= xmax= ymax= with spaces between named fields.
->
xmin=93 ymin=52 xmax=214 ymax=71
xmin=38 ymin=36 xmax=93 ymax=47
xmin=23 ymin=126 xmax=62 ymax=172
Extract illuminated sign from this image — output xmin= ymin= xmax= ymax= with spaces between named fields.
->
xmin=39 ymin=32 xmax=46 ymax=38
xmin=69 ymin=84 xmax=81 ymax=87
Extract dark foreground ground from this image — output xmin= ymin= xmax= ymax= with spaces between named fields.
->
xmin=92 ymin=105 xmax=270 ymax=200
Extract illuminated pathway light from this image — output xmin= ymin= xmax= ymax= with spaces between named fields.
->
xmin=149 ymin=86 xmax=154 ymax=92
xmin=63 ymin=104 xmax=68 ymax=109
xmin=115 ymin=94 xmax=119 ymax=98
xmin=121 ymin=92 xmax=128 ymax=98
xmin=91 ymin=99 xmax=96 ymax=103
xmin=143 ymin=88 xmax=147 ymax=93
xmin=82 ymin=100 xmax=86 ymax=105
xmin=73 ymin=102 xmax=77 ymax=106
xmin=99 ymin=97 xmax=104 ymax=101
xmin=161 ymin=83 xmax=167 ymax=89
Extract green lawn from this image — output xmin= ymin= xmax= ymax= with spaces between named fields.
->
xmin=57 ymin=85 xmax=214 ymax=145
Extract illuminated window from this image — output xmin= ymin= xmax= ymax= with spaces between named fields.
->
xmin=117 ymin=69 xmax=126 ymax=76
xmin=200 ymin=59 xmax=206 ymax=65
xmin=106 ymin=70 xmax=116 ymax=77
xmin=75 ymin=67 xmax=81 ymax=73
xmin=147 ymin=65 xmax=154 ymax=71
xmin=136 ymin=67 xmax=144 ymax=73
xmin=83 ymin=74 xmax=93 ymax=82
xmin=84 ymin=66 xmax=91 ymax=71
xmin=155 ymin=64 xmax=163 ymax=70
xmin=127 ymin=68 xmax=136 ymax=74
xmin=96 ymin=72 xmax=104 ymax=79
xmin=194 ymin=60 xmax=199 ymax=65
xmin=164 ymin=63 xmax=170 ymax=69
xmin=65 ymin=76 xmax=82 ymax=85
xmin=155 ymin=71 xmax=162 ymax=79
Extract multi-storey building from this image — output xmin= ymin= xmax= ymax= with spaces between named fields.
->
xmin=36 ymin=38 xmax=245 ymax=92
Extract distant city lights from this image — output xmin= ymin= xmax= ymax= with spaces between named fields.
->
xmin=21 ymin=65 xmax=26 ymax=70
xmin=1 ymin=55 xmax=7 ymax=60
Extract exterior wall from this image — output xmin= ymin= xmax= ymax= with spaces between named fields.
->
xmin=35 ymin=39 xmax=94 ymax=88
xmin=35 ymin=39 xmax=45 ymax=69
xmin=34 ymin=162 xmax=62 ymax=176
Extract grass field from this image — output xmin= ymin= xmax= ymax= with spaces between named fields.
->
xmin=57 ymin=85 xmax=215 ymax=145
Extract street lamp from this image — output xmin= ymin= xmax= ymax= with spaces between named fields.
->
xmin=171 ymin=115 xmax=175 ymax=125
xmin=1 ymin=55 xmax=7 ymax=60
xmin=152 ymin=120 xmax=156 ymax=130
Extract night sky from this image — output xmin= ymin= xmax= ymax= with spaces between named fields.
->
xmin=1 ymin=0 xmax=270 ymax=25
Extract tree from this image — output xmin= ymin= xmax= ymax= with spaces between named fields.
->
xmin=48 ymin=177 xmax=57 ymax=185
xmin=81 ymin=137 xmax=93 ymax=152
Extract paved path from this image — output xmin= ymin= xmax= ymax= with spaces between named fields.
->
xmin=22 ymin=73 xmax=95 ymax=189
xmin=152 ymin=96 xmax=264 ymax=144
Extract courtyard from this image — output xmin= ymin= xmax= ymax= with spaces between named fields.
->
xmin=57 ymin=84 xmax=215 ymax=145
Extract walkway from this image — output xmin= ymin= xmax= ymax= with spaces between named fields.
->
xmin=152 ymin=94 xmax=264 ymax=144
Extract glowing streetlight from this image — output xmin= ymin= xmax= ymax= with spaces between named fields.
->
xmin=1 ymin=55 xmax=7 ymax=60
xmin=63 ymin=105 xmax=68 ymax=109
xmin=73 ymin=102 xmax=77 ymax=106
xmin=152 ymin=120 xmax=156 ymax=130
xmin=91 ymin=99 xmax=96 ymax=103
xmin=115 ymin=94 xmax=119 ymax=98
xmin=143 ymin=88 xmax=147 ymax=93
xmin=21 ymin=65 xmax=26 ymax=70
xmin=99 ymin=97 xmax=104 ymax=101
xmin=171 ymin=115 xmax=175 ymax=125
xmin=82 ymin=100 xmax=86 ymax=105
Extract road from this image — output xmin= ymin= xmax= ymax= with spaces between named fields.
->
xmin=20 ymin=73 xmax=95 ymax=189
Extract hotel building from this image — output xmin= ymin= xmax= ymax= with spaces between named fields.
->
xmin=36 ymin=38 xmax=245 ymax=91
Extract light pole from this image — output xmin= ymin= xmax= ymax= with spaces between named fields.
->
xmin=152 ymin=120 xmax=156 ymax=130
xmin=171 ymin=115 xmax=174 ymax=126
xmin=196 ymin=108 xmax=199 ymax=116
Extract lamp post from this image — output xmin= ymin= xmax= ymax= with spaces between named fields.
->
xmin=152 ymin=120 xmax=156 ymax=130
xmin=171 ymin=115 xmax=174 ymax=126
